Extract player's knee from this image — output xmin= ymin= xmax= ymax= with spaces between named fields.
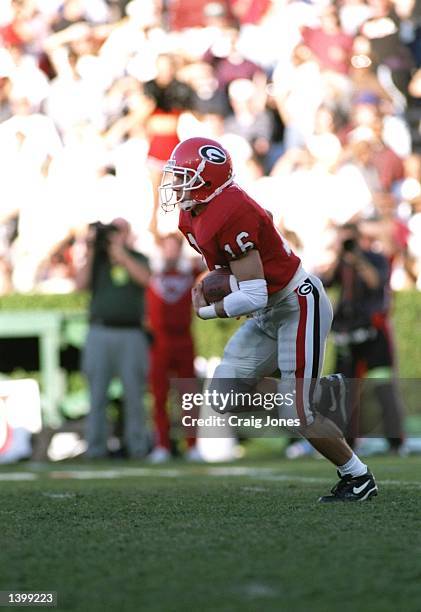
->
xmin=207 ymin=375 xmax=234 ymax=414
xmin=213 ymin=362 xmax=241 ymax=379
xmin=209 ymin=364 xmax=234 ymax=413
xmin=208 ymin=365 xmax=257 ymax=414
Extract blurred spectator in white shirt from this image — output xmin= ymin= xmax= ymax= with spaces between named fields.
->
xmin=224 ymin=77 xmax=274 ymax=170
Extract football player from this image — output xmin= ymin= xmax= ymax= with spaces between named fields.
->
xmin=159 ymin=137 xmax=378 ymax=502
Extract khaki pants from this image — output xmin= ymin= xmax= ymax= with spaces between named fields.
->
xmin=82 ymin=325 xmax=149 ymax=458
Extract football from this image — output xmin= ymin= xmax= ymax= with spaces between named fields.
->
xmin=201 ymin=268 xmax=239 ymax=304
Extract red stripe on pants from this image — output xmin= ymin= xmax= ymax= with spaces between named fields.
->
xmin=295 ymin=292 xmax=308 ymax=426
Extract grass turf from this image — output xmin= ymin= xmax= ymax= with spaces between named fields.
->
xmin=0 ymin=456 xmax=420 ymax=612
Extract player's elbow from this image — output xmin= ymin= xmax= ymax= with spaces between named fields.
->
xmin=223 ymin=279 xmax=268 ymax=317
xmin=254 ymin=283 xmax=268 ymax=309
xmin=242 ymin=279 xmax=268 ymax=311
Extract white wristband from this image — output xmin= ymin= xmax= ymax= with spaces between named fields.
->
xmin=198 ymin=304 xmax=217 ymax=319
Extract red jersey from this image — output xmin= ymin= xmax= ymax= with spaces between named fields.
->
xmin=301 ymin=26 xmax=354 ymax=75
xmin=147 ymin=261 xmax=201 ymax=335
xmin=178 ymin=184 xmax=302 ymax=296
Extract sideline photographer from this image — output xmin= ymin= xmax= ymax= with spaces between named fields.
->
xmin=76 ymin=218 xmax=151 ymax=459
xmin=322 ymin=223 xmax=405 ymax=452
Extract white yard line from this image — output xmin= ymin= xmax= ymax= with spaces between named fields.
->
xmin=376 ymin=478 xmax=421 ymax=488
xmin=48 ymin=468 xmax=185 ymax=479
xmin=42 ymin=492 xmax=76 ymax=499
xmin=252 ymin=473 xmax=421 ymax=489
xmin=211 ymin=467 xmax=421 ymax=488
xmin=0 ymin=472 xmax=38 ymax=481
xmin=0 ymin=466 xmax=419 ymax=488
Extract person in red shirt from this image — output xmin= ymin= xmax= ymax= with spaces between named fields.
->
xmin=301 ymin=4 xmax=354 ymax=75
xmin=228 ymin=0 xmax=271 ymax=25
xmin=146 ymin=233 xmax=203 ymax=462
xmin=159 ymin=136 xmax=379 ymax=502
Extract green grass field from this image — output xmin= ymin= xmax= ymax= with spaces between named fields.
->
xmin=1 ymin=455 xmax=420 ymax=612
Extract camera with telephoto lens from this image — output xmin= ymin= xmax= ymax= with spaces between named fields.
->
xmin=342 ymin=238 xmax=357 ymax=252
xmin=89 ymin=221 xmax=119 ymax=255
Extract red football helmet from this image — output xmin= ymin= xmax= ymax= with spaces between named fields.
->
xmin=159 ymin=137 xmax=234 ymax=212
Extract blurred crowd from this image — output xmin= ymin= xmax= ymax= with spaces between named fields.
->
xmin=0 ymin=0 xmax=420 ymax=294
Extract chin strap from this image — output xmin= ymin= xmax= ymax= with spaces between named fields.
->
xmin=200 ymin=176 xmax=235 ymax=203
xmin=180 ymin=200 xmax=196 ymax=211
xmin=181 ymin=176 xmax=235 ymax=211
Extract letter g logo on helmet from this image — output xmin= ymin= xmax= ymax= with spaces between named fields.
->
xmin=199 ymin=145 xmax=227 ymax=164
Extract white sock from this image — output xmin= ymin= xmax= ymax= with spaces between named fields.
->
xmin=338 ymin=453 xmax=367 ymax=478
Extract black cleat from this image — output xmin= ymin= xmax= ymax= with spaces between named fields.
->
xmin=318 ymin=470 xmax=378 ymax=502
xmin=318 ymin=373 xmax=350 ymax=434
